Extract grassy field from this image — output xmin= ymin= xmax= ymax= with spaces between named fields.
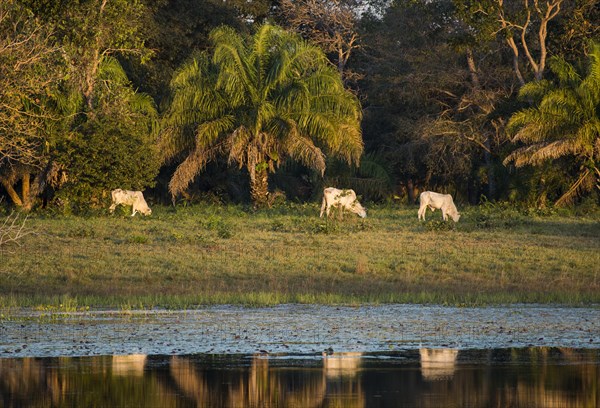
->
xmin=0 ymin=202 xmax=599 ymax=309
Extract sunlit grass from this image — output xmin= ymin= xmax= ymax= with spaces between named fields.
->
xmin=1 ymin=202 xmax=598 ymax=308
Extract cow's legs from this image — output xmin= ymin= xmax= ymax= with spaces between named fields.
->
xmin=131 ymin=208 xmax=137 ymax=217
xmin=109 ymin=203 xmax=117 ymax=213
xmin=418 ymin=204 xmax=426 ymax=221
xmin=442 ymin=209 xmax=448 ymax=221
xmin=320 ymin=197 xmax=327 ymax=218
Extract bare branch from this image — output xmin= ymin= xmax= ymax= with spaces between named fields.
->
xmin=0 ymin=211 xmax=31 ymax=252
xmin=494 ymin=0 xmax=564 ymax=82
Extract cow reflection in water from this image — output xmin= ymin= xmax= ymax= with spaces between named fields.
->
xmin=112 ymin=354 xmax=147 ymax=377
xmin=419 ymin=348 xmax=459 ymax=381
xmin=323 ymin=351 xmax=362 ymax=377
xmin=323 ymin=352 xmax=365 ymax=408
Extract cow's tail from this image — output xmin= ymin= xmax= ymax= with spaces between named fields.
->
xmin=319 ymin=195 xmax=327 ymax=218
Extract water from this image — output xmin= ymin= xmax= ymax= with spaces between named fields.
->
xmin=1 ymin=304 xmax=599 ymax=406
xmin=1 ymin=348 xmax=599 ymax=407
xmin=2 ymin=304 xmax=599 ymax=357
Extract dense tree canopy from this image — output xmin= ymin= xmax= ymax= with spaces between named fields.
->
xmin=0 ymin=0 xmax=67 ymax=209
xmin=0 ymin=0 xmax=599 ymax=210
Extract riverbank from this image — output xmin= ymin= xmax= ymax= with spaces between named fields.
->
xmin=1 ymin=203 xmax=599 ymax=308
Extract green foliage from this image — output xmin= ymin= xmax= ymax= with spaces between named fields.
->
xmin=199 ymin=214 xmax=232 ymax=238
xmin=470 ymin=200 xmax=526 ymax=229
xmin=49 ymin=52 xmax=160 ymax=211
xmin=162 ymin=23 xmax=363 ymax=206
xmin=505 ymin=42 xmax=600 ymax=206
xmin=0 ymin=0 xmax=69 ymax=208
xmin=324 ymin=152 xmax=393 ymax=201
xmin=55 ymin=114 xmax=159 ymax=210
xmin=424 ymin=220 xmax=455 ymax=231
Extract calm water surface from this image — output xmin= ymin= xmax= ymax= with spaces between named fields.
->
xmin=1 ymin=348 xmax=599 ymax=407
xmin=2 ymin=305 xmax=599 ymax=407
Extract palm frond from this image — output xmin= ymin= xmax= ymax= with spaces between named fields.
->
xmin=158 ymin=126 xmax=188 ymax=163
xmin=53 ymin=83 xmax=83 ymax=116
xmin=528 ymin=139 xmax=581 ymax=165
xmin=128 ymin=92 xmax=157 ymax=117
xmin=554 ymin=169 xmax=595 ymax=207
xmin=548 ymin=56 xmax=581 ymax=88
xmin=584 ymin=42 xmax=600 ymax=92
xmin=195 ymin=115 xmax=235 ymax=148
xmin=575 ymin=121 xmax=600 ymax=153
xmin=503 ymin=143 xmax=547 ymax=167
xmin=282 ymin=124 xmax=326 ymax=175
xmin=211 ymin=27 xmax=255 ymax=101
xmin=98 ymin=56 xmax=129 ymax=85
xmin=518 ymin=79 xmax=554 ymax=103
xmin=336 ymin=122 xmax=364 ymax=165
xmin=226 ymin=126 xmax=252 ymax=167
xmin=168 ymin=143 xmax=224 ymax=197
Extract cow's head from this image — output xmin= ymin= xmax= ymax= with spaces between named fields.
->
xmin=450 ymin=211 xmax=460 ymax=222
xmin=142 ymin=207 xmax=152 ymax=216
xmin=353 ymin=203 xmax=367 ymax=218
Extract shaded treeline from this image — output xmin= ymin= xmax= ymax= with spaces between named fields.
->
xmin=1 ymin=0 xmax=599 ymax=211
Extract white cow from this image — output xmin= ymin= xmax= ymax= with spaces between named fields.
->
xmin=320 ymin=187 xmax=366 ymax=218
xmin=418 ymin=191 xmax=460 ymax=222
xmin=109 ymin=189 xmax=152 ymax=216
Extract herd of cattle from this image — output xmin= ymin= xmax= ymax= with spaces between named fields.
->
xmin=110 ymin=187 xmax=461 ymax=222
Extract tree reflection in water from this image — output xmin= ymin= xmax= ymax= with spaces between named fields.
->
xmin=0 ymin=347 xmax=598 ymax=407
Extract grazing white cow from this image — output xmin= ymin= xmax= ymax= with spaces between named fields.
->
xmin=418 ymin=191 xmax=460 ymax=222
xmin=109 ymin=189 xmax=152 ymax=216
xmin=320 ymin=187 xmax=366 ymax=218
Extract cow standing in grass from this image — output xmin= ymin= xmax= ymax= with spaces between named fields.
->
xmin=109 ymin=189 xmax=152 ymax=216
xmin=320 ymin=187 xmax=367 ymax=218
xmin=418 ymin=191 xmax=460 ymax=222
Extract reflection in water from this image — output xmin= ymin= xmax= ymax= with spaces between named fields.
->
xmin=323 ymin=352 xmax=364 ymax=408
xmin=0 ymin=348 xmax=599 ymax=407
xmin=112 ymin=354 xmax=147 ymax=377
xmin=419 ymin=348 xmax=458 ymax=381
xmin=323 ymin=352 xmax=362 ymax=377
xmin=169 ymin=354 xmax=328 ymax=407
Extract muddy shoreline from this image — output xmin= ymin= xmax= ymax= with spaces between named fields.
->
xmin=1 ymin=304 xmax=599 ymax=358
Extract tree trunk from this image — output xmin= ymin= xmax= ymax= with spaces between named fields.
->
xmin=250 ymin=167 xmax=269 ymax=208
xmin=22 ymin=173 xmax=33 ymax=211
xmin=466 ymin=47 xmax=496 ymax=200
xmin=483 ymin=136 xmax=496 ymax=200
xmin=1 ymin=179 xmax=24 ymax=207
xmin=406 ymin=179 xmax=416 ymax=204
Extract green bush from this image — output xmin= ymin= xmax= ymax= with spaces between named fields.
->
xmin=55 ymin=117 xmax=159 ymax=211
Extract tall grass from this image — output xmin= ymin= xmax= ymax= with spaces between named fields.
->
xmin=0 ymin=202 xmax=598 ymax=308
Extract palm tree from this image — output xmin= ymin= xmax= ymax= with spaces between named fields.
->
xmin=161 ymin=24 xmax=363 ymax=207
xmin=504 ymin=42 xmax=600 ymax=206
